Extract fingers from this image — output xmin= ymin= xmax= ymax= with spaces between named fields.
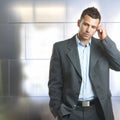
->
xmin=97 ymin=24 xmax=107 ymax=40
xmin=97 ymin=24 xmax=104 ymax=33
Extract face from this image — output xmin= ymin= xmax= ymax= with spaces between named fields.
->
xmin=77 ymin=15 xmax=100 ymax=41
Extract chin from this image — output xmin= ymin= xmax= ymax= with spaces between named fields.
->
xmin=83 ymin=37 xmax=90 ymax=41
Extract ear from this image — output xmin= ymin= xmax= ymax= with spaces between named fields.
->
xmin=77 ymin=19 xmax=81 ymax=27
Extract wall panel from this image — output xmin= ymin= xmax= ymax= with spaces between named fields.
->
xmin=0 ymin=0 xmax=120 ymax=120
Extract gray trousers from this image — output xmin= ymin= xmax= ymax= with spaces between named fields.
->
xmin=58 ymin=102 xmax=105 ymax=120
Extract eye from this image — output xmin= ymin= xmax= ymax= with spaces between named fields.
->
xmin=83 ymin=23 xmax=89 ymax=26
xmin=92 ymin=26 xmax=97 ymax=29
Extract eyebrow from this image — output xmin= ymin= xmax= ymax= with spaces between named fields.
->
xmin=83 ymin=22 xmax=97 ymax=28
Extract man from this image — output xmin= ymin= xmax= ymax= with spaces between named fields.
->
xmin=48 ymin=7 xmax=120 ymax=120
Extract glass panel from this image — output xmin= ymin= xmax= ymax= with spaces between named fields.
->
xmin=106 ymin=23 xmax=120 ymax=96
xmin=64 ymin=23 xmax=78 ymax=39
xmin=0 ymin=23 xmax=23 ymax=60
xmin=25 ymin=24 xmax=64 ymax=59
xmin=10 ymin=60 xmax=50 ymax=96
xmin=0 ymin=60 xmax=9 ymax=96
xmin=34 ymin=0 xmax=66 ymax=22
xmin=9 ymin=0 xmax=66 ymax=23
xmin=8 ymin=0 xmax=33 ymax=22
xmin=93 ymin=0 xmax=120 ymax=22
xmin=0 ymin=96 xmax=54 ymax=120
xmin=66 ymin=0 xmax=94 ymax=22
xmin=106 ymin=23 xmax=120 ymax=49
xmin=0 ymin=0 xmax=9 ymax=23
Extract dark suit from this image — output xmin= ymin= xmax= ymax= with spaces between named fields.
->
xmin=48 ymin=35 xmax=120 ymax=120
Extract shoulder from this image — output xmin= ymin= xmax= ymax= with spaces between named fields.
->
xmin=53 ymin=35 xmax=76 ymax=48
xmin=91 ymin=37 xmax=101 ymax=44
xmin=91 ymin=36 xmax=103 ymax=49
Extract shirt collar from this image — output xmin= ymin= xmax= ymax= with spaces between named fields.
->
xmin=76 ymin=35 xmax=91 ymax=47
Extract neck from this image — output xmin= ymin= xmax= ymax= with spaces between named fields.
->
xmin=77 ymin=34 xmax=90 ymax=46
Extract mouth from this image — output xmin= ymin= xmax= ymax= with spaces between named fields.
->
xmin=83 ymin=33 xmax=90 ymax=37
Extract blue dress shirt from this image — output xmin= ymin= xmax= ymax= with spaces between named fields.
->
xmin=76 ymin=35 xmax=95 ymax=101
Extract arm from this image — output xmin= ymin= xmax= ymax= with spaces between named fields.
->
xmin=101 ymin=36 xmax=120 ymax=71
xmin=97 ymin=24 xmax=120 ymax=70
xmin=48 ymin=43 xmax=63 ymax=117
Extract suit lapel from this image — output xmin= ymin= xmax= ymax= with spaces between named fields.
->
xmin=66 ymin=36 xmax=82 ymax=78
xmin=66 ymin=36 xmax=101 ymax=79
xmin=89 ymin=37 xmax=101 ymax=73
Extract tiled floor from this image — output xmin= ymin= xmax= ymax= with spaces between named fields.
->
xmin=0 ymin=96 xmax=119 ymax=120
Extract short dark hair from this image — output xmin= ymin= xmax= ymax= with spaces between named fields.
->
xmin=80 ymin=7 xmax=101 ymax=22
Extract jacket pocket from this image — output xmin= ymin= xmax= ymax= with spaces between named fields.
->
xmin=58 ymin=103 xmax=72 ymax=117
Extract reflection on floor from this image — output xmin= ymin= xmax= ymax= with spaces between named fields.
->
xmin=0 ymin=97 xmax=54 ymax=120
xmin=0 ymin=96 xmax=119 ymax=120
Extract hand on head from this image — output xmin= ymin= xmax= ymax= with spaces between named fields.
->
xmin=97 ymin=24 xmax=107 ymax=40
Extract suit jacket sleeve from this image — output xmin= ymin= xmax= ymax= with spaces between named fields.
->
xmin=101 ymin=36 xmax=120 ymax=71
xmin=48 ymin=43 xmax=63 ymax=117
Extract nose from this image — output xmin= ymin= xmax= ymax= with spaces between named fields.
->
xmin=86 ymin=26 xmax=91 ymax=32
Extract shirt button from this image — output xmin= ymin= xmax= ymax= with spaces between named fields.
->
xmin=73 ymin=104 xmax=76 ymax=109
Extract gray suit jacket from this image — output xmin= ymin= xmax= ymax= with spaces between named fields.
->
xmin=48 ymin=35 xmax=120 ymax=120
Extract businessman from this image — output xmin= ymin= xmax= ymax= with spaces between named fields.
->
xmin=48 ymin=7 xmax=120 ymax=120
